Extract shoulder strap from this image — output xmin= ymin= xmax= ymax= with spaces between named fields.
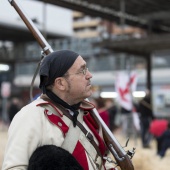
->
xmin=40 ymin=95 xmax=102 ymax=157
xmin=63 ymin=109 xmax=102 ymax=157
xmin=61 ymin=109 xmax=83 ymax=153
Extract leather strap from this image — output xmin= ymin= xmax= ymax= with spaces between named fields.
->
xmin=61 ymin=108 xmax=104 ymax=170
xmin=40 ymin=95 xmax=102 ymax=157
xmin=63 ymin=109 xmax=102 ymax=158
xmin=61 ymin=109 xmax=83 ymax=154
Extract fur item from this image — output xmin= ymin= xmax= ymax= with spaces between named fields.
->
xmin=28 ymin=145 xmax=83 ymax=170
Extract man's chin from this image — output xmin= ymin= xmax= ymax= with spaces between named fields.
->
xmin=86 ymin=91 xmax=93 ymax=98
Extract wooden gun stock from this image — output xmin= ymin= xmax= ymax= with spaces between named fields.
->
xmin=8 ymin=0 xmax=135 ymax=169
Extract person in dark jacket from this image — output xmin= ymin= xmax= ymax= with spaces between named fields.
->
xmin=106 ymin=99 xmax=117 ymax=132
xmin=157 ymin=121 xmax=170 ymax=158
xmin=8 ymin=97 xmax=21 ymax=123
xmin=138 ymin=90 xmax=155 ymax=148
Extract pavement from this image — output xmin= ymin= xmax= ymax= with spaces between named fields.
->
xmin=0 ymin=122 xmax=8 ymax=169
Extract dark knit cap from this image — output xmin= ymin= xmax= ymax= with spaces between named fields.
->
xmin=39 ymin=50 xmax=79 ymax=91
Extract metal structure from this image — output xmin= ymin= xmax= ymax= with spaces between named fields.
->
xmin=40 ymin=0 xmax=170 ymax=33
xmin=0 ymin=23 xmax=62 ymax=42
xmin=38 ymin=0 xmax=170 ymax=54
xmin=38 ymin=0 xmax=170 ymax=93
xmin=3 ymin=0 xmax=170 ymax=41
xmin=3 ymin=0 xmax=170 ymax=50
xmin=2 ymin=0 xmax=170 ymax=94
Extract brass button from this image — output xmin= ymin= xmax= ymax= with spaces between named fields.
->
xmin=47 ymin=110 xmax=52 ymax=115
xmin=58 ymin=122 xmax=62 ymax=127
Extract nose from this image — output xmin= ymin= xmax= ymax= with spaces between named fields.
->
xmin=86 ymin=69 xmax=93 ymax=79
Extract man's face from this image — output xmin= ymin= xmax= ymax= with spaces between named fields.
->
xmin=64 ymin=56 xmax=93 ymax=104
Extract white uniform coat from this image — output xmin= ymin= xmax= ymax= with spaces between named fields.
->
xmin=2 ymin=98 xmax=115 ymax=170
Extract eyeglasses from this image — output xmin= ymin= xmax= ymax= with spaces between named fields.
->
xmin=78 ymin=67 xmax=88 ymax=75
xmin=64 ymin=67 xmax=89 ymax=76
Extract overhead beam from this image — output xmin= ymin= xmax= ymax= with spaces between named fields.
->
xmin=40 ymin=0 xmax=170 ymax=33
xmin=42 ymin=0 xmax=148 ymax=24
xmin=140 ymin=11 xmax=170 ymax=20
xmin=94 ymin=34 xmax=170 ymax=56
xmin=0 ymin=24 xmax=34 ymax=42
xmin=0 ymin=23 xmax=65 ymax=42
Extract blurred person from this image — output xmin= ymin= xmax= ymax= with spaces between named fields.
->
xmin=8 ymin=97 xmax=21 ymax=123
xmin=157 ymin=121 xmax=170 ymax=158
xmin=0 ymin=98 xmax=2 ymax=120
xmin=149 ymin=119 xmax=168 ymax=155
xmin=105 ymin=98 xmax=118 ymax=132
xmin=132 ymin=106 xmax=141 ymax=133
xmin=120 ymin=107 xmax=133 ymax=137
xmin=94 ymin=97 xmax=110 ymax=128
xmin=2 ymin=50 xmax=115 ymax=170
xmin=28 ymin=145 xmax=83 ymax=170
xmin=138 ymin=90 xmax=155 ymax=148
xmin=0 ymin=98 xmax=3 ymax=128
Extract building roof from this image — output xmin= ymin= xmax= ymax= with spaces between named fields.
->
xmin=95 ymin=34 xmax=170 ymax=56
xmin=39 ymin=0 xmax=170 ymax=55
xmin=41 ymin=0 xmax=170 ymax=33
xmin=3 ymin=0 xmax=170 ymax=53
xmin=0 ymin=22 xmax=64 ymax=42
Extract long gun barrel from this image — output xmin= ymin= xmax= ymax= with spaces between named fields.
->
xmin=8 ymin=0 xmax=135 ymax=169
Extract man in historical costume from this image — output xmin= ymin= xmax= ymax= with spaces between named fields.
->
xmin=2 ymin=50 xmax=115 ymax=170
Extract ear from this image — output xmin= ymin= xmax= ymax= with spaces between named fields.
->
xmin=54 ymin=77 xmax=67 ymax=91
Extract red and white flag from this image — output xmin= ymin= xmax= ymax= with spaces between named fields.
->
xmin=115 ymin=71 xmax=137 ymax=111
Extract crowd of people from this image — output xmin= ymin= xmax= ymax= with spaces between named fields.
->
xmin=92 ymin=90 xmax=170 ymax=158
xmin=137 ymin=91 xmax=170 ymax=158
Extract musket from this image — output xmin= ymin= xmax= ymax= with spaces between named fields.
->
xmin=8 ymin=0 xmax=135 ymax=169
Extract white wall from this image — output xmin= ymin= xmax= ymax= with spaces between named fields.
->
xmin=1 ymin=0 xmax=73 ymax=36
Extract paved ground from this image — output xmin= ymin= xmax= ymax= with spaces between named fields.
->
xmin=0 ymin=124 xmax=170 ymax=170
xmin=0 ymin=123 xmax=8 ymax=169
xmin=113 ymin=131 xmax=170 ymax=170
